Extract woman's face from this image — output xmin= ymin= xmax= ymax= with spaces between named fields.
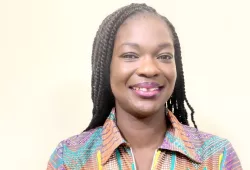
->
xmin=110 ymin=13 xmax=177 ymax=118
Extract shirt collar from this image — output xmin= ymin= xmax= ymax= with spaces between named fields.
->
xmin=160 ymin=111 xmax=202 ymax=164
xmin=101 ymin=108 xmax=202 ymax=165
xmin=101 ymin=108 xmax=126 ymax=164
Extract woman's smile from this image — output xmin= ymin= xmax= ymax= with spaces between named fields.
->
xmin=129 ymin=82 xmax=164 ymax=99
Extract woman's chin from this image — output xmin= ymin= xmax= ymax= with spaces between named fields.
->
xmin=129 ymin=105 xmax=163 ymax=118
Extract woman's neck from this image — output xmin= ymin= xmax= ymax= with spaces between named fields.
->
xmin=115 ymin=106 xmax=167 ymax=150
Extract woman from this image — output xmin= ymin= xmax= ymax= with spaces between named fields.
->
xmin=47 ymin=3 xmax=242 ymax=170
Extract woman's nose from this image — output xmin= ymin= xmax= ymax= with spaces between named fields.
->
xmin=135 ymin=56 xmax=160 ymax=78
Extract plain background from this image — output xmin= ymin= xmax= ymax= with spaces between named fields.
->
xmin=0 ymin=0 xmax=249 ymax=169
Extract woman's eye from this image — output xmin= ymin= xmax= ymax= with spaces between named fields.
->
xmin=121 ymin=53 xmax=139 ymax=60
xmin=157 ymin=54 xmax=173 ymax=61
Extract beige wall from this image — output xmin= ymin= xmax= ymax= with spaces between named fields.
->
xmin=0 ymin=0 xmax=249 ymax=169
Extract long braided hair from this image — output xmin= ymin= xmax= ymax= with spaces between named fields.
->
xmin=85 ymin=3 xmax=197 ymax=131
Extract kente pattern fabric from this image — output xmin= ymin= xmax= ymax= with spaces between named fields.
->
xmin=47 ymin=108 xmax=242 ymax=170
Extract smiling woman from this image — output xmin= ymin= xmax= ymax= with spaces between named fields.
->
xmin=111 ymin=14 xmax=176 ymax=121
xmin=46 ymin=3 xmax=242 ymax=170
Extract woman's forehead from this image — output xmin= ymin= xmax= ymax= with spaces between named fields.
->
xmin=114 ymin=13 xmax=174 ymax=49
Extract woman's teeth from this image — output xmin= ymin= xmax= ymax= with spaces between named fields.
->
xmin=132 ymin=87 xmax=159 ymax=91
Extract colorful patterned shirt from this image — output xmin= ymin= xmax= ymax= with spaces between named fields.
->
xmin=47 ymin=109 xmax=242 ymax=170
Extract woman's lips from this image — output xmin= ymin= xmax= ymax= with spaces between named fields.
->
xmin=129 ymin=82 xmax=163 ymax=98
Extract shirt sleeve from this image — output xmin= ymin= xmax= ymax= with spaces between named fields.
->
xmin=221 ymin=139 xmax=242 ymax=170
xmin=46 ymin=141 xmax=66 ymax=170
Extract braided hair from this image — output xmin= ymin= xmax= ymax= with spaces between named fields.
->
xmin=85 ymin=3 xmax=197 ymax=131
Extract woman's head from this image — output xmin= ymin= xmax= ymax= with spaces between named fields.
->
xmin=86 ymin=3 xmax=197 ymax=130
xmin=111 ymin=12 xmax=176 ymax=119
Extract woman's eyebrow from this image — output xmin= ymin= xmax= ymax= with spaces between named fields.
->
xmin=157 ymin=42 xmax=174 ymax=50
xmin=119 ymin=42 xmax=140 ymax=49
xmin=117 ymin=42 xmax=173 ymax=50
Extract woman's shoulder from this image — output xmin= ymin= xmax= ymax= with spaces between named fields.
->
xmin=182 ymin=124 xmax=230 ymax=146
xmin=47 ymin=127 xmax=103 ymax=169
xmin=181 ymin=124 xmax=242 ymax=168
xmin=181 ymin=124 xmax=238 ymax=159
xmin=59 ymin=126 xmax=103 ymax=148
